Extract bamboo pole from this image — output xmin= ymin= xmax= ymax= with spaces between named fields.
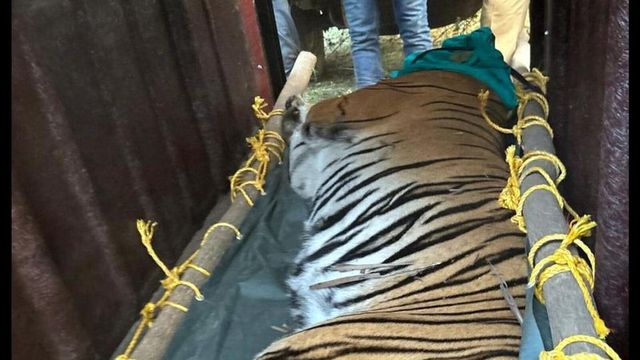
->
xmin=518 ymin=86 xmax=608 ymax=357
xmin=124 ymin=51 xmax=316 ymax=360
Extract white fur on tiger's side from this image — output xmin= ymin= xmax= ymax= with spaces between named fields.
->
xmin=257 ymin=71 xmax=527 ymax=360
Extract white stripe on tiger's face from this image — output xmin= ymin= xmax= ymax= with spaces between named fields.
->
xmin=287 ymin=128 xmax=340 ymax=201
xmin=284 ymin=96 xmax=359 ymax=201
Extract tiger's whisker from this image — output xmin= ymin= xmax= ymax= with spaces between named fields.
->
xmin=311 ymin=261 xmax=444 ymax=289
xmin=487 ymin=259 xmax=524 ymax=325
xmin=330 ymin=263 xmax=412 ymax=273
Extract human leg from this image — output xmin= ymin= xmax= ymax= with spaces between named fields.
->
xmin=481 ymin=0 xmax=530 ymax=65
xmin=342 ymin=0 xmax=384 ymax=88
xmin=273 ymin=0 xmax=302 ymax=77
xmin=510 ymin=9 xmax=531 ymax=72
xmin=392 ymin=0 xmax=433 ymax=57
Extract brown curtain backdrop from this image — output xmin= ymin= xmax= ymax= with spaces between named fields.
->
xmin=12 ymin=0 xmax=273 ymax=359
xmin=546 ymin=0 xmax=629 ymax=357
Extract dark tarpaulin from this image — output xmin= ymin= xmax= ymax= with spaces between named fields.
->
xmin=164 ymin=159 xmax=309 ymax=360
xmin=545 ymin=0 xmax=628 ymax=357
xmin=11 ymin=0 xmax=275 ymax=358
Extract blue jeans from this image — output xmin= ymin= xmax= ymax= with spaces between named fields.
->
xmin=273 ymin=0 xmax=302 ymax=77
xmin=342 ymin=0 xmax=433 ymax=88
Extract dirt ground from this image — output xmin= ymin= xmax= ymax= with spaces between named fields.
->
xmin=303 ymin=11 xmax=481 ymax=105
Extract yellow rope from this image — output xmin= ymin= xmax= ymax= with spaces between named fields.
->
xmin=229 ymin=130 xmax=285 ymax=204
xmin=539 ymin=335 xmax=621 ymax=360
xmin=518 ymin=91 xmax=550 ymax=120
xmin=116 ymin=219 xmax=215 ymax=359
xmin=525 ymin=68 xmax=550 ymax=94
xmin=514 ymin=69 xmax=549 ymax=101
xmin=115 ymin=302 xmax=158 ymax=360
xmin=499 ymin=146 xmax=570 ymax=232
xmin=527 ymin=216 xmax=609 ymax=338
xmin=201 ymin=222 xmax=242 ymax=246
xmin=478 ymin=89 xmax=520 ymax=136
xmin=489 ymin=70 xmax=616 ymax=352
xmin=137 ymin=221 xmax=170 ymax=275
xmin=252 ymin=96 xmax=285 ymax=125
xmin=514 ymin=70 xmax=551 ymax=140
xmin=520 ymin=151 xmax=566 ymax=185
xmin=137 ymin=220 xmax=205 ymax=300
xmin=520 ymin=115 xmax=554 ymax=138
xmin=499 ymin=146 xmax=522 ymax=211
xmin=118 ymin=96 xmax=277 ymax=358
xmin=230 ymin=97 xmax=286 ymax=206
xmin=512 ymin=184 xmax=564 ymax=233
xmin=479 ymin=89 xmax=553 ymax=145
xmin=139 ymin=303 xmax=157 ymax=327
xmin=480 ymin=68 xmax=551 ymax=145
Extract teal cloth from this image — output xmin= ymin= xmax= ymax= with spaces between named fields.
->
xmin=391 ymin=27 xmax=517 ymax=109
xmin=519 ymin=239 xmax=554 ymax=359
xmin=520 ymin=287 xmax=554 ymax=359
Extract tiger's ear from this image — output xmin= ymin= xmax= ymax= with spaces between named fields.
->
xmin=281 ymin=95 xmax=307 ymax=139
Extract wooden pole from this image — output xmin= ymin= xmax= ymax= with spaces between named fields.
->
xmin=519 ymin=88 xmax=608 ymax=357
xmin=125 ymin=51 xmax=317 ymax=360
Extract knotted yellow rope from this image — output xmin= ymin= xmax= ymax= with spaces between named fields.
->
xmin=230 ymin=97 xmax=286 ymax=206
xmin=514 ymin=70 xmax=551 ymax=140
xmin=513 ymin=183 xmax=565 ymax=233
xmin=252 ymin=96 xmax=284 ymax=125
xmin=486 ymin=69 xmax=618 ymax=357
xmin=514 ymin=68 xmax=549 ymax=101
xmin=499 ymin=145 xmax=522 ymax=211
xmin=478 ymin=89 xmax=523 ymax=139
xmin=498 ymin=145 xmax=572 ymax=232
xmin=539 ymin=335 xmax=620 ymax=360
xmin=480 ymin=68 xmax=551 ymax=146
xmin=525 ymin=68 xmax=550 ymax=94
xmin=117 ymin=219 xmax=238 ymax=360
xmin=519 ymin=151 xmax=566 ymax=184
xmin=521 ymin=114 xmax=555 ymax=139
xmin=137 ymin=220 xmax=205 ymax=303
xmin=479 ymin=89 xmax=553 ymax=145
xmin=527 ymin=216 xmax=609 ymax=338
xmin=115 ymin=302 xmax=158 ymax=360
xmin=116 ymin=96 xmax=288 ymax=359
xmin=517 ymin=91 xmax=550 ymax=121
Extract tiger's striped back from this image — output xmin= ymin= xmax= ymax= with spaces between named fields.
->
xmin=257 ymin=70 xmax=527 ymax=360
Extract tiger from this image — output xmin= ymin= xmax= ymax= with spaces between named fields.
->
xmin=257 ymin=70 xmax=528 ymax=360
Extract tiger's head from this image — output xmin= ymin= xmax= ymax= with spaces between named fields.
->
xmin=281 ymin=95 xmax=353 ymax=200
